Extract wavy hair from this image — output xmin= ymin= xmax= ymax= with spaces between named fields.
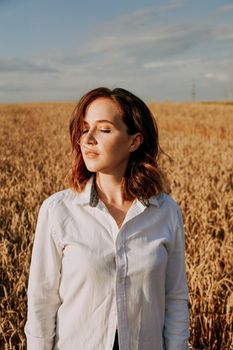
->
xmin=69 ymin=87 xmax=170 ymax=199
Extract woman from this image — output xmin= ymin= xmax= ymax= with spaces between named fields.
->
xmin=25 ymin=87 xmax=190 ymax=350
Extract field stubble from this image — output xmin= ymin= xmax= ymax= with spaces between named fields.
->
xmin=0 ymin=101 xmax=232 ymax=349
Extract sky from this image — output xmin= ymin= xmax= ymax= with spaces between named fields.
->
xmin=0 ymin=0 xmax=233 ymax=103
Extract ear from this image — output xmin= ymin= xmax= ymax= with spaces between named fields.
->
xmin=129 ymin=133 xmax=143 ymax=152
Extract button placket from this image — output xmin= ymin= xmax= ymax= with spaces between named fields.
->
xmin=115 ymin=226 xmax=129 ymax=350
xmin=98 ymin=204 xmax=126 ymax=348
xmin=96 ymin=198 xmax=130 ymax=349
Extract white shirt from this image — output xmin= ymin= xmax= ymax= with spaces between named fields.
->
xmin=25 ymin=177 xmax=190 ymax=350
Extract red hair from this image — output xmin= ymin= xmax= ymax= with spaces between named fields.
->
xmin=69 ymin=87 xmax=170 ymax=199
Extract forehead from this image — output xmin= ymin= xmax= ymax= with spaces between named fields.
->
xmin=84 ymin=97 xmax=122 ymax=123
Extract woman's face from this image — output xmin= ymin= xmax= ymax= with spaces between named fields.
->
xmin=80 ymin=97 xmax=140 ymax=178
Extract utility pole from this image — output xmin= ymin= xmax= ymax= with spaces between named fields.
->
xmin=192 ymin=80 xmax=196 ymax=102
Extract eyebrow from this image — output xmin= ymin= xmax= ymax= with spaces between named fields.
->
xmin=83 ymin=119 xmax=115 ymax=125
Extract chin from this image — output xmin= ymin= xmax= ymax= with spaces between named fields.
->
xmin=85 ymin=164 xmax=110 ymax=174
xmin=84 ymin=162 xmax=102 ymax=173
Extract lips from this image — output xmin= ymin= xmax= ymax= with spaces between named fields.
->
xmin=85 ymin=151 xmax=99 ymax=156
xmin=84 ymin=148 xmax=99 ymax=157
xmin=81 ymin=144 xmax=99 ymax=157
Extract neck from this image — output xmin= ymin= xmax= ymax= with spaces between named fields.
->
xmin=95 ymin=173 xmax=129 ymax=206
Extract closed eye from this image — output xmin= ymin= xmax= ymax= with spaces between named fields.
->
xmin=81 ymin=126 xmax=112 ymax=134
xmin=100 ymin=129 xmax=111 ymax=133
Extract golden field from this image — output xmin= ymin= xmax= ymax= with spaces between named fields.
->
xmin=0 ymin=101 xmax=232 ymax=349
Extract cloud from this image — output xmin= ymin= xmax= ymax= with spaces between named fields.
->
xmin=0 ymin=3 xmax=218 ymax=78
xmin=75 ymin=21 xmax=212 ymax=71
xmin=143 ymin=58 xmax=201 ymax=69
xmin=204 ymin=72 xmax=230 ymax=83
xmin=105 ymin=0 xmax=186 ymax=29
xmin=213 ymin=25 xmax=233 ymax=40
xmin=68 ymin=0 xmax=195 ymax=64
xmin=77 ymin=2 xmax=205 ymax=60
xmin=0 ymin=58 xmax=60 ymax=73
xmin=0 ymin=1 xmax=233 ymax=102
xmin=219 ymin=4 xmax=233 ymax=12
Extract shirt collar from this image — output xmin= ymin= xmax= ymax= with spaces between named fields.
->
xmin=72 ymin=176 xmax=159 ymax=208
xmin=71 ymin=177 xmax=94 ymax=206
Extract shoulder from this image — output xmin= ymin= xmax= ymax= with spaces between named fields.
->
xmin=150 ymin=193 xmax=183 ymax=221
xmin=158 ymin=193 xmax=180 ymax=211
xmin=40 ymin=188 xmax=78 ymax=212
xmin=150 ymin=193 xmax=180 ymax=210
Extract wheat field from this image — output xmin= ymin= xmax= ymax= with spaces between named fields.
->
xmin=0 ymin=101 xmax=232 ymax=349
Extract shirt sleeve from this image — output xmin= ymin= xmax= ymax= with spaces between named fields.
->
xmin=164 ymin=205 xmax=190 ymax=350
xmin=24 ymin=199 xmax=63 ymax=350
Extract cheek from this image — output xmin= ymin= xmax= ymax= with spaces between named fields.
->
xmin=105 ymin=136 xmax=131 ymax=152
xmin=80 ymin=148 xmax=85 ymax=158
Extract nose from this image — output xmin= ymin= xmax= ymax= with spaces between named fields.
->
xmin=81 ymin=129 xmax=97 ymax=145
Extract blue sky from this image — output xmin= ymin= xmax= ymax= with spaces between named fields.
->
xmin=0 ymin=0 xmax=233 ymax=102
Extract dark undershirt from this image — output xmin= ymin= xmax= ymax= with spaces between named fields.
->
xmin=113 ymin=329 xmax=119 ymax=349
